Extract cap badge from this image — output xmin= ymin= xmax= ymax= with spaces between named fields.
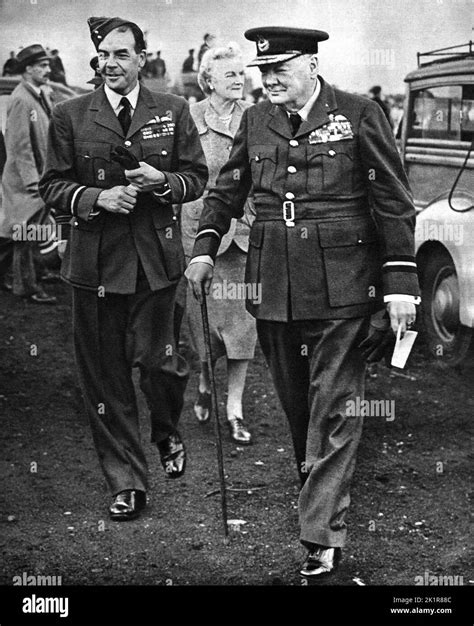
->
xmin=257 ymin=36 xmax=270 ymax=52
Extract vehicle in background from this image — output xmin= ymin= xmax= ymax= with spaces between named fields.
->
xmin=401 ymin=42 xmax=474 ymax=365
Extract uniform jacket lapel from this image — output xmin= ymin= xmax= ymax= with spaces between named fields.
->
xmin=89 ymin=86 xmax=123 ymax=137
xmin=295 ymin=77 xmax=338 ymax=138
xmin=127 ymin=86 xmax=159 ymax=138
xmin=267 ymin=104 xmax=293 ymax=139
xmin=89 ymin=84 xmax=161 ymax=139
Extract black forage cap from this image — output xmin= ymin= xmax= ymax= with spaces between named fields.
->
xmin=87 ymin=16 xmax=144 ymax=51
xmin=245 ymin=26 xmax=329 ymax=66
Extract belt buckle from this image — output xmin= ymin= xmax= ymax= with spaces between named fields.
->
xmin=282 ymin=200 xmax=295 ymax=227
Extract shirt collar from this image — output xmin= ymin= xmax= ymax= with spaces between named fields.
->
xmin=104 ymin=82 xmax=140 ymax=112
xmin=286 ymin=78 xmax=321 ymax=121
xmin=23 ymin=79 xmax=42 ymax=96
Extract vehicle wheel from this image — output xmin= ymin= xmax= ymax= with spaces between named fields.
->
xmin=420 ymin=250 xmax=472 ymax=366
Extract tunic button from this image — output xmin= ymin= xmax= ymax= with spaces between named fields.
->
xmin=328 ymin=149 xmax=336 ymax=157
xmin=287 ymin=165 xmax=297 ymax=174
xmin=289 ymin=139 xmax=298 ymax=147
xmin=285 ymin=192 xmax=295 ymax=200
xmin=124 ymin=140 xmax=132 ymax=147
xmin=254 ymin=155 xmax=260 ymax=162
xmin=173 ymin=215 xmax=177 ymax=221
xmin=73 ymin=220 xmax=78 ymax=227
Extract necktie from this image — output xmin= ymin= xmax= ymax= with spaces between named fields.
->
xmin=39 ymin=90 xmax=51 ymax=118
xmin=118 ymin=97 xmax=132 ymax=135
xmin=289 ymin=113 xmax=302 ymax=136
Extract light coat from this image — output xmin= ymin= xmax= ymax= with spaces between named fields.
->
xmin=180 ymin=97 xmax=254 ymax=258
xmin=0 ymin=80 xmax=50 ymax=237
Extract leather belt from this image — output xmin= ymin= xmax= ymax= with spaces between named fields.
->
xmin=255 ymin=198 xmax=369 ymax=225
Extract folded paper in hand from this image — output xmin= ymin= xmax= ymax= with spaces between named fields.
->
xmin=391 ymin=326 xmax=418 ymax=369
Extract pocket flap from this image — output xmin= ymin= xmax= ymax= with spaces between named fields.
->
xmin=248 ymin=144 xmax=277 ymax=163
xmin=72 ymin=214 xmax=104 ymax=232
xmin=151 ymin=207 xmax=179 ymax=230
xmin=318 ymin=216 xmax=378 ymax=248
xmin=75 ymin=142 xmax=112 ymax=160
xmin=307 ymin=142 xmax=354 ymax=161
xmin=142 ymin=138 xmax=172 ymax=159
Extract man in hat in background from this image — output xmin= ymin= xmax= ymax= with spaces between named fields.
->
xmin=186 ymin=26 xmax=419 ymax=579
xmin=87 ymin=56 xmax=103 ymax=89
xmin=369 ymin=85 xmax=393 ymax=128
xmin=40 ymin=16 xmax=208 ymax=521
xmin=0 ymin=44 xmax=56 ymax=304
xmin=49 ymin=49 xmax=67 ymax=85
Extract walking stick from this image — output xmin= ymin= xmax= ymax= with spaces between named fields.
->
xmin=200 ymin=289 xmax=229 ymax=538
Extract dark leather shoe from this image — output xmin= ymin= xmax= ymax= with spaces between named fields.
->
xmin=28 ymin=291 xmax=57 ymax=305
xmin=157 ymin=432 xmax=186 ymax=478
xmin=193 ymin=389 xmax=211 ymax=423
xmin=300 ymin=546 xmax=341 ymax=579
xmin=109 ymin=489 xmax=146 ymax=521
xmin=228 ymin=416 xmax=252 ymax=445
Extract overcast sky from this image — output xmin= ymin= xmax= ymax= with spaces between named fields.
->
xmin=0 ymin=0 xmax=472 ymax=94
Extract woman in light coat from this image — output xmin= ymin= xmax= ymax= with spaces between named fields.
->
xmin=181 ymin=43 xmax=257 ymax=444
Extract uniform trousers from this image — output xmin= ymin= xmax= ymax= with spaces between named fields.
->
xmin=257 ymin=317 xmax=369 ymax=548
xmin=73 ymin=281 xmax=189 ymax=496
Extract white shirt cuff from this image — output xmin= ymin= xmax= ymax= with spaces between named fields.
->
xmin=189 ymin=255 xmax=214 ymax=267
xmin=384 ymin=294 xmax=421 ymax=305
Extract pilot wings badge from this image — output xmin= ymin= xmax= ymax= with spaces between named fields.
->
xmin=309 ymin=114 xmax=354 ymax=144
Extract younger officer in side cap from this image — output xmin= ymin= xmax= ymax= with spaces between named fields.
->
xmin=187 ymin=26 xmax=419 ymax=579
xmin=40 ymin=17 xmax=208 ymax=522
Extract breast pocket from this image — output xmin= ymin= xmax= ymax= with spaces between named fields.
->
xmin=248 ymin=145 xmax=277 ymax=191
xmin=306 ymin=142 xmax=354 ymax=195
xmin=74 ymin=143 xmax=120 ymax=187
xmin=318 ymin=216 xmax=382 ymax=307
xmin=141 ymin=137 xmax=173 ymax=171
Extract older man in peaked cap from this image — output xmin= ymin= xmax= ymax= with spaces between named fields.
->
xmin=40 ymin=16 xmax=208 ymax=521
xmin=187 ymin=26 xmax=419 ymax=578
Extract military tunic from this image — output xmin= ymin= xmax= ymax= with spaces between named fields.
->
xmin=193 ymin=76 xmax=420 ymax=320
xmin=40 ymin=84 xmax=208 ymax=495
xmin=191 ymin=76 xmax=420 ymax=548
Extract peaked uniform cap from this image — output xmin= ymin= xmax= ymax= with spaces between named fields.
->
xmin=87 ymin=16 xmax=144 ymax=50
xmin=245 ymin=26 xmax=329 ymax=66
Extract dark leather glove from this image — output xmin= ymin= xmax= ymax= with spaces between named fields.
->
xmin=111 ymin=146 xmax=140 ymax=170
xmin=358 ymin=310 xmax=395 ymax=364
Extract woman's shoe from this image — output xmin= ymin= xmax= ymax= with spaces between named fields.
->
xmin=194 ymin=388 xmax=211 ymax=422
xmin=228 ymin=416 xmax=252 ymax=445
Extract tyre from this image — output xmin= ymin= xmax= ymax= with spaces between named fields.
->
xmin=420 ymin=250 xmax=472 ymax=366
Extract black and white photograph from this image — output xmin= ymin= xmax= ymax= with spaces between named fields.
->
xmin=0 ymin=0 xmax=472 ymax=624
